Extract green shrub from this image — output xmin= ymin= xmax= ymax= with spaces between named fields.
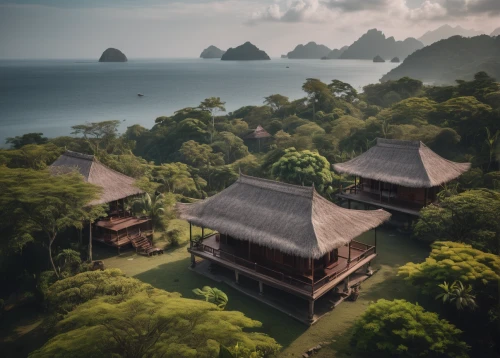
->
xmin=166 ymin=229 xmax=182 ymax=247
xmin=351 ymin=299 xmax=469 ymax=358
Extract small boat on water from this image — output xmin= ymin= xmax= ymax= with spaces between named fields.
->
xmin=137 ymin=93 xmax=144 ymax=97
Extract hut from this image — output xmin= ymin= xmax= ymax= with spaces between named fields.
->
xmin=243 ymin=125 xmax=272 ymax=152
xmin=177 ymin=174 xmax=390 ymax=323
xmin=50 ymin=151 xmax=153 ymax=252
xmin=333 ymin=138 xmax=471 ymax=216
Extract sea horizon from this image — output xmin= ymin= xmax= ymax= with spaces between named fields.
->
xmin=0 ymin=58 xmax=397 ymax=146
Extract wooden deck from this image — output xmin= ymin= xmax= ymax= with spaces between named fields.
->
xmin=337 ymin=189 xmax=423 ymax=216
xmin=189 ymin=234 xmax=376 ymax=300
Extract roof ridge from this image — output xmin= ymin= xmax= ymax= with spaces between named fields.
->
xmin=238 ymin=174 xmax=313 ymax=197
xmin=376 ymin=138 xmax=421 ymax=149
xmin=64 ymin=150 xmax=95 ymax=161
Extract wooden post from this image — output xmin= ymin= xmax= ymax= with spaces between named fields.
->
xmin=259 ymin=281 xmax=264 ymax=296
xmin=354 ymin=176 xmax=357 ymax=194
xmin=122 ymin=198 xmax=125 ymax=217
xmin=311 ymin=258 xmax=315 ymax=294
xmin=348 ymin=242 xmax=351 ymax=265
xmin=344 ymin=276 xmax=350 ymax=292
xmin=379 ymin=181 xmax=382 ymax=202
xmin=308 ymin=300 xmax=315 ymax=322
xmin=189 ymin=222 xmax=196 ymax=268
xmin=201 ymin=226 xmax=205 ymax=239
xmin=374 ymin=228 xmax=377 ymax=254
xmin=88 ymin=222 xmax=93 ymax=262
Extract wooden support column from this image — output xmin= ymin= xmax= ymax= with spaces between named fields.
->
xmin=379 ymin=181 xmax=382 ymax=202
xmin=374 ymin=228 xmax=377 ymax=254
xmin=189 ymin=222 xmax=196 ymax=268
xmin=259 ymin=281 xmax=264 ymax=296
xmin=354 ymin=176 xmax=357 ymax=194
xmin=344 ymin=276 xmax=350 ymax=292
xmin=88 ymin=222 xmax=93 ymax=262
xmin=308 ymin=300 xmax=315 ymax=322
xmin=311 ymin=258 xmax=315 ymax=295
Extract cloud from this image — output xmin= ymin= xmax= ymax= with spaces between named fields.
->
xmin=249 ymin=0 xmax=500 ymax=24
xmin=327 ymin=0 xmax=389 ymax=12
xmin=249 ymin=0 xmax=334 ymax=24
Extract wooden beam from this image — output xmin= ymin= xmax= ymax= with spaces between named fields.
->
xmin=308 ymin=300 xmax=315 ymax=322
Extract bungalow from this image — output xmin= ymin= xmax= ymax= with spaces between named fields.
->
xmin=177 ymin=174 xmax=390 ymax=323
xmin=333 ymin=138 xmax=471 ymax=216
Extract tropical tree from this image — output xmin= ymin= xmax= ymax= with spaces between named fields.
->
xmin=264 ymin=94 xmax=289 ymax=112
xmin=132 ymin=192 xmax=166 ymax=233
xmin=271 ymin=148 xmax=333 ymax=190
xmin=436 ymin=281 xmax=478 ymax=311
xmin=302 ymin=78 xmax=331 ymax=120
xmin=0 ymin=167 xmax=102 ymax=277
xmin=6 ymin=132 xmax=48 ymax=149
xmin=484 ymin=127 xmax=500 ymax=171
xmin=328 ymin=79 xmax=358 ymax=103
xmin=199 ymin=97 xmax=226 ymax=143
xmin=398 ymin=241 xmax=500 ymax=297
xmin=350 ymin=299 xmax=469 ymax=358
xmin=71 ymin=120 xmax=121 ymax=155
xmin=413 ymin=189 xmax=500 ymax=253
xmin=31 ymin=277 xmax=280 ymax=357
xmin=193 ymin=286 xmax=229 ymax=309
xmin=212 ymin=132 xmax=249 ymax=164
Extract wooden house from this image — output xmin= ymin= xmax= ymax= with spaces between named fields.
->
xmin=243 ymin=125 xmax=272 ymax=152
xmin=333 ymin=138 xmax=471 ymax=216
xmin=50 ymin=151 xmax=154 ymax=253
xmin=177 ymin=174 xmax=390 ymax=322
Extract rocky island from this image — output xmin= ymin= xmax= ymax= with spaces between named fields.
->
xmin=286 ymin=42 xmax=331 ymax=59
xmin=99 ymin=48 xmax=127 ymax=62
xmin=391 ymin=57 xmax=400 ymax=63
xmin=373 ymin=55 xmax=385 ymax=62
xmin=221 ymin=42 xmax=270 ymax=61
xmin=341 ymin=29 xmax=423 ymax=60
xmin=200 ymin=45 xmax=225 ymax=59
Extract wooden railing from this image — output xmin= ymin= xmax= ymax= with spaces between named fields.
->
xmin=192 ymin=236 xmax=376 ymax=295
xmin=194 ymin=242 xmax=313 ymax=292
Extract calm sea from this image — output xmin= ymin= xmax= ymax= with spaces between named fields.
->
xmin=0 ymin=58 xmax=397 ymax=146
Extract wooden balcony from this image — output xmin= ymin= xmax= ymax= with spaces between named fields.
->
xmin=337 ymin=184 xmax=423 ymax=217
xmin=189 ymin=234 xmax=376 ymax=300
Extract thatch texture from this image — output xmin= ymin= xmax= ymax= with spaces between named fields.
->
xmin=177 ymin=174 xmax=390 ymax=259
xmin=50 ymin=151 xmax=144 ymax=205
xmin=333 ymin=138 xmax=470 ymax=188
xmin=244 ymin=125 xmax=272 ymax=139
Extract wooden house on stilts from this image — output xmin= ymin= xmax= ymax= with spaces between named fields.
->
xmin=334 ymin=138 xmax=471 ymax=216
xmin=51 ymin=151 xmax=159 ymax=255
xmin=177 ymin=174 xmax=390 ymax=323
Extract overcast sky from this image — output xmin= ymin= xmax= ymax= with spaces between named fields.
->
xmin=0 ymin=0 xmax=499 ymax=59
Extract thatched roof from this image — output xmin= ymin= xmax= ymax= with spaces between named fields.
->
xmin=244 ymin=125 xmax=272 ymax=139
xmin=333 ymin=138 xmax=470 ymax=188
xmin=177 ymin=174 xmax=390 ymax=259
xmin=50 ymin=151 xmax=144 ymax=205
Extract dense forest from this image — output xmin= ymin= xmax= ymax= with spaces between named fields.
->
xmin=1 ymin=71 xmax=499 ymax=357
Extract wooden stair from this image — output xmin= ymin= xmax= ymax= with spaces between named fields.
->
xmin=130 ymin=234 xmax=164 ymax=256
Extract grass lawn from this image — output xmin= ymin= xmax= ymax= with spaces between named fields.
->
xmin=97 ymin=219 xmax=430 ymax=357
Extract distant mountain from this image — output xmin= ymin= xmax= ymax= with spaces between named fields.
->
xmin=221 ymin=42 xmax=270 ymax=61
xmin=99 ymin=48 xmax=127 ymax=62
xmin=340 ymin=29 xmax=423 ymax=60
xmin=418 ymin=24 xmax=483 ymax=46
xmin=492 ymin=27 xmax=500 ymax=37
xmin=381 ymin=35 xmax=500 ymax=84
xmin=286 ymin=42 xmax=331 ymax=59
xmin=322 ymin=46 xmax=349 ymax=60
xmin=200 ymin=45 xmax=225 ymax=59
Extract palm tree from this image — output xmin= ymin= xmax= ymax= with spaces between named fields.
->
xmin=485 ymin=127 xmax=500 ymax=171
xmin=436 ymin=280 xmax=478 ymax=311
xmin=193 ymin=286 xmax=228 ymax=310
xmin=132 ymin=193 xmax=166 ymax=234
